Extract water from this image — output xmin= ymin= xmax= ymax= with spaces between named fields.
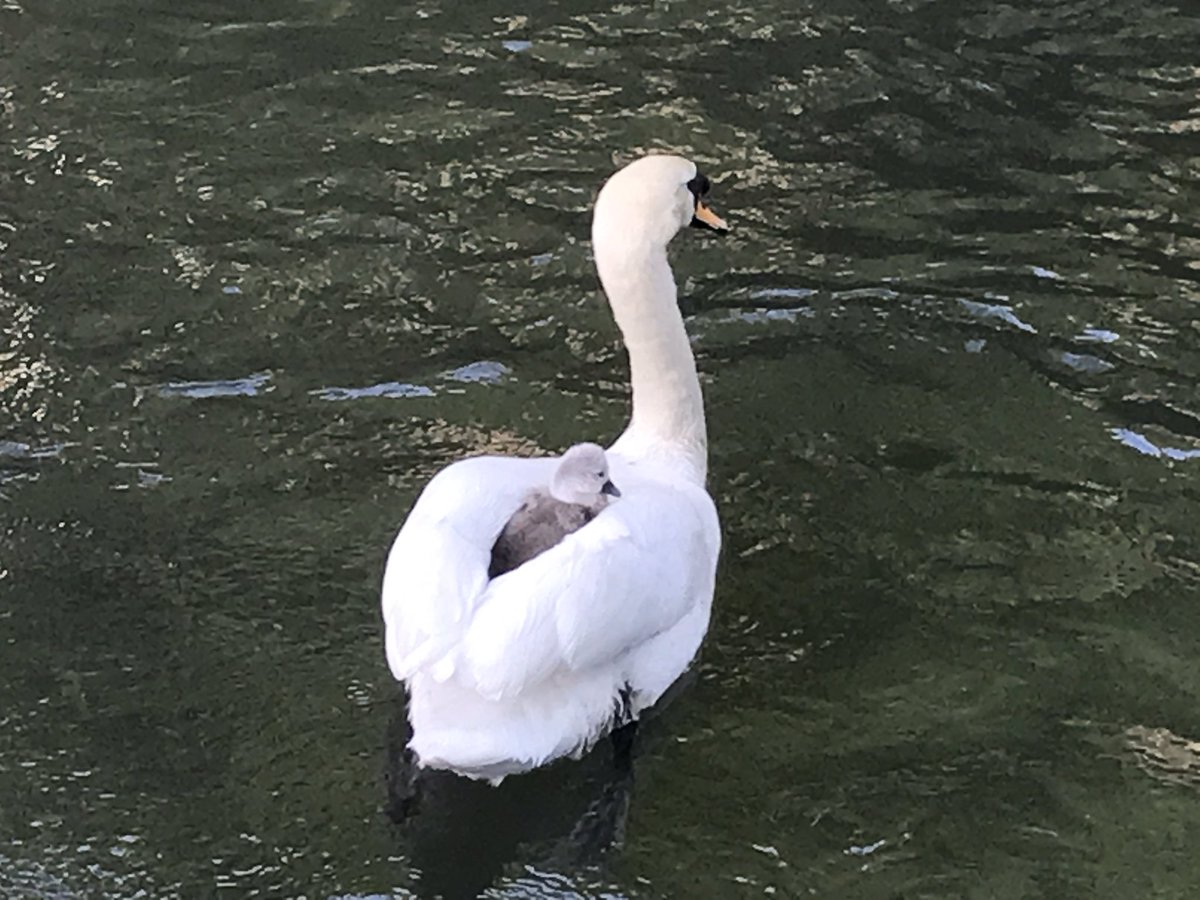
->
xmin=3 ymin=0 xmax=1200 ymax=896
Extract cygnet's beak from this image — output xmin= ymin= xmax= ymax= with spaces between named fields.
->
xmin=601 ymin=480 xmax=622 ymax=498
xmin=691 ymin=200 xmax=729 ymax=233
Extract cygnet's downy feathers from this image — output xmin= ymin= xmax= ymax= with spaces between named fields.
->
xmin=488 ymin=443 xmax=621 ymax=579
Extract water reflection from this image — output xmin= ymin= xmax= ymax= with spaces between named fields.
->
xmin=385 ymin=703 xmax=634 ymax=899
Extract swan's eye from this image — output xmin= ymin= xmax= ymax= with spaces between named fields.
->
xmin=595 ymin=471 xmax=604 ymax=479
xmin=686 ymin=172 xmax=711 ymax=201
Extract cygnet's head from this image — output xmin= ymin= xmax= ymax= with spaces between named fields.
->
xmin=549 ymin=443 xmax=621 ymax=506
xmin=592 ymin=154 xmax=729 ymax=251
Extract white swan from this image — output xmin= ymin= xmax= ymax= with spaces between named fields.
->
xmin=381 ymin=154 xmax=727 ymax=780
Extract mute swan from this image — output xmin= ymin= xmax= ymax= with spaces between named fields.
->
xmin=488 ymin=443 xmax=621 ymax=580
xmin=382 ymin=154 xmax=727 ymax=780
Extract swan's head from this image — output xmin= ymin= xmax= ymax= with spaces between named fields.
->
xmin=592 ymin=154 xmax=728 ymax=251
xmin=550 ymin=442 xmax=621 ymax=506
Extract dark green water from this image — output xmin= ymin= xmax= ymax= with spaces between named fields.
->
xmin=3 ymin=0 xmax=1200 ymax=896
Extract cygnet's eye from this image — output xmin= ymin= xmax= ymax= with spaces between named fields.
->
xmin=595 ymin=471 xmax=605 ymax=479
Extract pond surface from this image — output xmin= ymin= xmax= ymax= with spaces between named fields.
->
xmin=3 ymin=0 xmax=1200 ymax=896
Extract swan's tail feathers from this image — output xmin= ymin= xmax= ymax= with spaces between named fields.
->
xmin=391 ymin=635 xmax=458 ymax=683
xmin=390 ymin=645 xmax=430 ymax=681
xmin=430 ymin=653 xmax=457 ymax=683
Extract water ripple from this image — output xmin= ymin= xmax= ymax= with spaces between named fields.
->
xmin=958 ymin=298 xmax=1038 ymax=333
xmin=156 ymin=373 xmax=271 ymax=399
xmin=312 ymin=360 xmax=510 ymax=401
xmin=1110 ymin=427 xmax=1200 ymax=461
xmin=444 ymin=361 xmax=509 ymax=384
xmin=312 ymin=381 xmax=434 ymax=402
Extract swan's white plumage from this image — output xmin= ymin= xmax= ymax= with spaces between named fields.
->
xmin=381 ymin=154 xmax=722 ymax=780
xmin=383 ymin=456 xmax=558 ymax=679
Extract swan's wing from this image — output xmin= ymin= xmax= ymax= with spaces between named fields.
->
xmin=381 ymin=455 xmax=558 ymax=680
xmin=447 ymin=476 xmax=720 ymax=700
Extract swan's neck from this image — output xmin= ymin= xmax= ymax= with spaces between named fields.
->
xmin=595 ymin=243 xmax=707 ymax=481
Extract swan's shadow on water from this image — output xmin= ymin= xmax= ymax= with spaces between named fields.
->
xmin=383 ymin=698 xmax=637 ymax=900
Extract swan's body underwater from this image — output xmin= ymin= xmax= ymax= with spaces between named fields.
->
xmin=381 ymin=154 xmax=727 ymax=780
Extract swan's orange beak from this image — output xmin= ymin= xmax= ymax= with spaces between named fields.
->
xmin=691 ymin=200 xmax=729 ymax=232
